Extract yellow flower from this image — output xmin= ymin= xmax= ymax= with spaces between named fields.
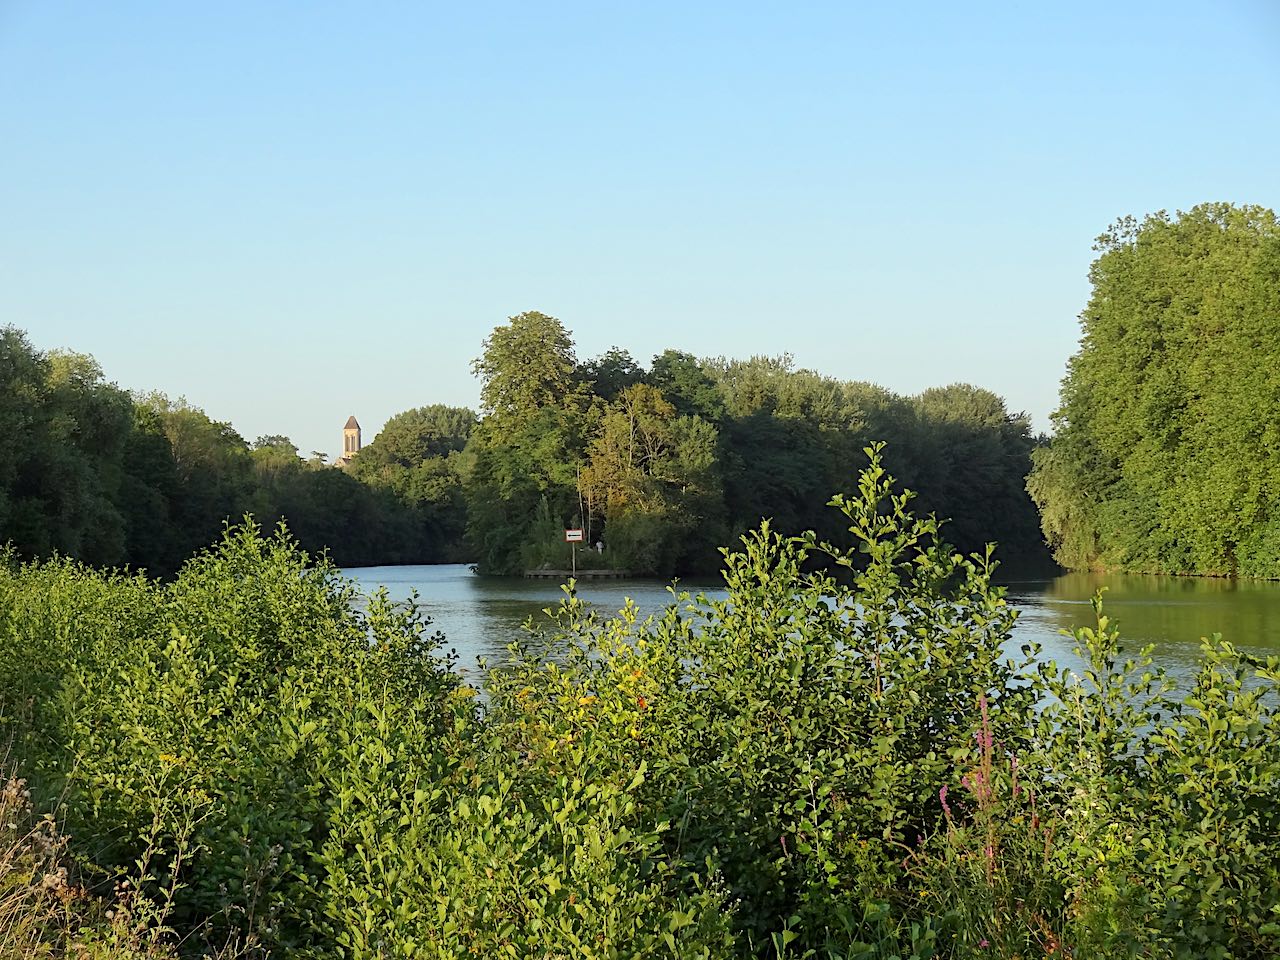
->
xmin=577 ymin=695 xmax=597 ymax=705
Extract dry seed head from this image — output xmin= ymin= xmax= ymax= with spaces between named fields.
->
xmin=41 ymin=866 xmax=69 ymax=891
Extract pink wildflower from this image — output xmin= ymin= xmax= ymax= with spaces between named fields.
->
xmin=977 ymin=693 xmax=994 ymax=752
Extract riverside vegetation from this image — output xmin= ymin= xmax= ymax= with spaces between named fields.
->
xmin=2 ymin=447 xmax=1278 ymax=959
xmin=4 ymin=201 xmax=1278 ymax=583
xmin=0 ymin=318 xmax=1047 ymax=579
xmin=1029 ymin=203 xmax=1280 ymax=578
xmin=0 ymin=330 xmax=465 ymax=575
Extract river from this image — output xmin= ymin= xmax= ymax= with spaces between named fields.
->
xmin=341 ymin=563 xmax=1280 ymax=687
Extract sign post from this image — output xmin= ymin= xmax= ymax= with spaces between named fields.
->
xmin=564 ymin=528 xmax=584 ymax=578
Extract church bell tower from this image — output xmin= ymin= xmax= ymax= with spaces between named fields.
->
xmin=339 ymin=415 xmax=362 ymax=465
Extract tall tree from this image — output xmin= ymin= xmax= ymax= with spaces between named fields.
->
xmin=351 ymin=406 xmax=475 ymax=470
xmin=119 ymin=402 xmax=184 ymax=574
xmin=646 ymin=350 xmax=725 ymax=421
xmin=349 ymin=405 xmax=476 ymax=556
xmin=905 ymin=384 xmax=1044 ymax=563
xmin=467 ymin=312 xmax=588 ymax=573
xmin=466 ymin=406 xmax=583 ymax=573
xmin=1028 ymin=203 xmax=1280 ymax=576
xmin=580 ymin=384 xmax=725 ymax=575
xmin=0 ymin=337 xmax=138 ymax=566
xmin=137 ymin=393 xmax=255 ymax=560
xmin=580 ymin=347 xmax=644 ymax=401
xmin=472 ymin=311 xmax=579 ymax=422
xmin=0 ymin=327 xmax=51 ymax=552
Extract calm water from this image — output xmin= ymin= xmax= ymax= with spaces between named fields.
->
xmin=341 ymin=564 xmax=1280 ymax=686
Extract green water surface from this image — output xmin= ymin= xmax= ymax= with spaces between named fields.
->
xmin=343 ymin=564 xmax=1280 ymax=686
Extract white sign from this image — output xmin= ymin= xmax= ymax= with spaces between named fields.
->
xmin=564 ymin=528 xmax=584 ymax=543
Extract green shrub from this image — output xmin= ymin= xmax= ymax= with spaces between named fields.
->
xmin=489 ymin=444 xmax=1280 ymax=958
xmin=0 ymin=447 xmax=1276 ymax=958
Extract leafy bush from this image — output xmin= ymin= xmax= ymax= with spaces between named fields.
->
xmin=0 ymin=446 xmax=1276 ymax=958
xmin=492 ymin=444 xmax=1280 ymax=958
xmin=0 ymin=522 xmax=463 ymax=955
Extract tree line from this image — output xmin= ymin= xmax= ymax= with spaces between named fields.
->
xmin=1 ymin=319 xmax=1051 ymax=577
xmin=1028 ymin=202 xmax=1280 ymax=578
xmin=465 ymin=311 xmax=1049 ymax=574
xmin=8 ymin=201 xmax=1278 ymax=581
xmin=0 ymin=327 xmax=455 ymax=574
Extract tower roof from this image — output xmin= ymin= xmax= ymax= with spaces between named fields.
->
xmin=344 ymin=415 xmax=360 ymax=430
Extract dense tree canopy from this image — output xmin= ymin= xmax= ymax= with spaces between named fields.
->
xmin=347 ymin=405 xmax=476 ymax=554
xmin=1028 ymin=203 xmax=1280 ymax=577
xmin=580 ymin=346 xmax=645 ymax=401
xmin=0 ymin=329 xmax=459 ymax=574
xmin=472 ymin=310 xmax=580 ymax=421
xmin=464 ymin=313 xmax=1051 ymax=575
xmin=4 ymin=311 xmax=1052 ymax=578
xmin=579 ymin=383 xmax=726 ymax=573
xmin=0 ymin=333 xmax=136 ymax=567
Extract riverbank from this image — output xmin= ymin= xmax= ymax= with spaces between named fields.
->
xmin=522 ymin=567 xmax=632 ymax=579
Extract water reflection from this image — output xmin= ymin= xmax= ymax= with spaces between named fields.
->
xmin=1006 ymin=571 xmax=1280 ymax=683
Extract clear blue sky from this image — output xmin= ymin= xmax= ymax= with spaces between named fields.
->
xmin=3 ymin=1 xmax=1277 ymax=460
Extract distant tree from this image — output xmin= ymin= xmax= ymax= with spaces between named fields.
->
xmin=251 ymin=435 xmax=303 ymax=474
xmin=467 ymin=313 xmax=588 ymax=572
xmin=466 ymin=405 xmax=584 ymax=574
xmin=0 ymin=342 xmax=136 ymax=565
xmin=119 ymin=402 xmax=183 ymax=574
xmin=580 ymin=384 xmax=725 ymax=575
xmin=580 ymin=347 xmax=644 ymax=401
xmin=718 ymin=410 xmax=830 ymax=536
xmin=704 ymin=354 xmax=795 ymax=417
xmin=646 ymin=350 xmax=725 ymax=421
xmin=253 ymin=434 xmax=298 ymax=452
xmin=705 ymin=355 xmax=848 ymax=426
xmin=905 ymin=384 xmax=1045 ymax=563
xmin=0 ymin=327 xmax=51 ymax=552
xmin=41 ymin=351 xmax=134 ymax=564
xmin=472 ymin=311 xmax=580 ymax=422
xmin=347 ymin=405 xmax=476 ymax=557
xmin=352 ymin=406 xmax=475 ymax=470
xmin=137 ymin=393 xmax=255 ymax=560
xmin=0 ymin=335 xmax=194 ymax=570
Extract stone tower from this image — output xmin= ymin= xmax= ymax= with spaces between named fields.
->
xmin=339 ymin=415 xmax=362 ymax=466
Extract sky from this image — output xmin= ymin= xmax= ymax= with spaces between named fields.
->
xmin=2 ymin=2 xmax=1278 ymax=461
